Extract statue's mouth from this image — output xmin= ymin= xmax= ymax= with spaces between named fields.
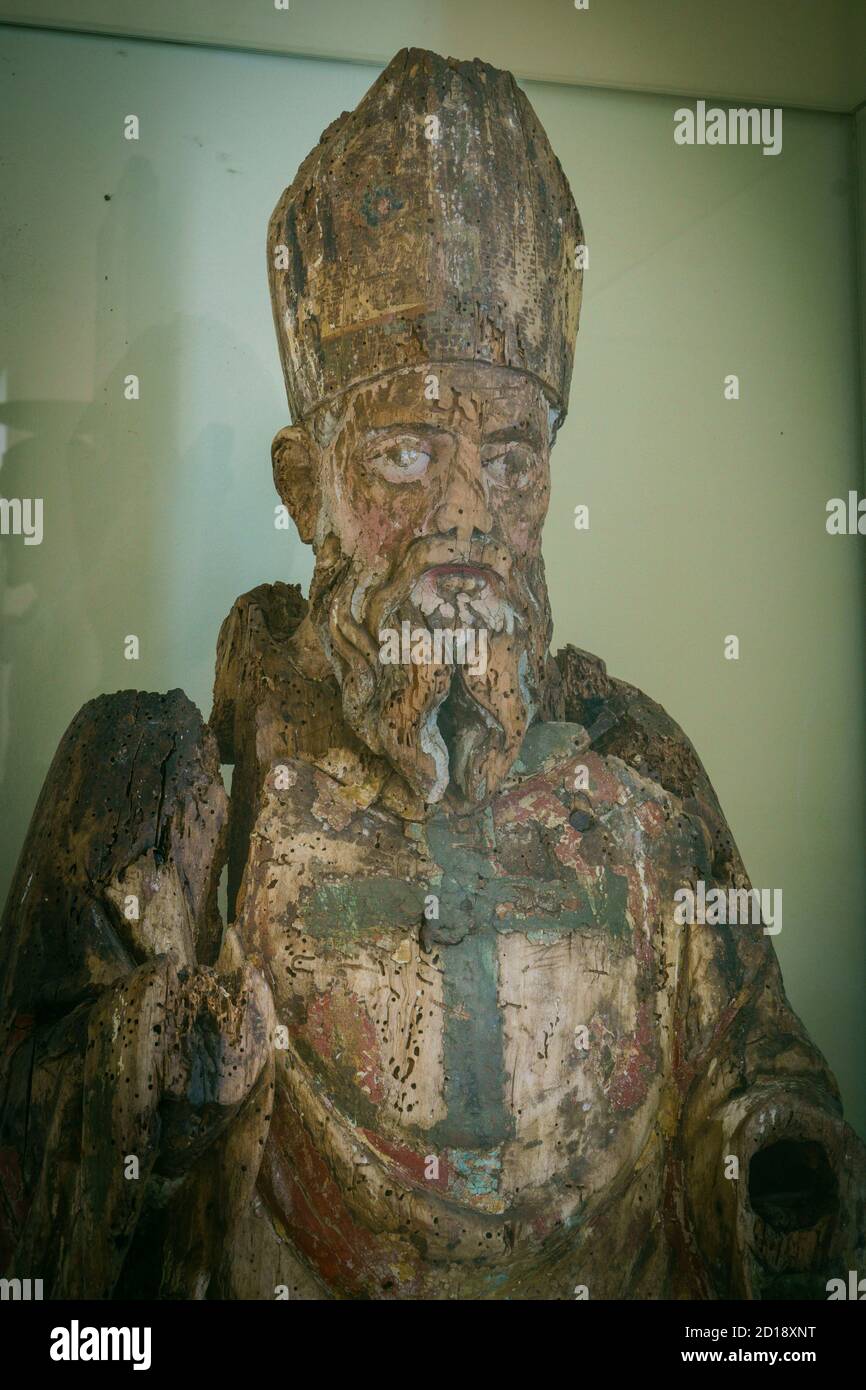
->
xmin=422 ymin=562 xmax=497 ymax=583
xmin=409 ymin=563 xmax=515 ymax=635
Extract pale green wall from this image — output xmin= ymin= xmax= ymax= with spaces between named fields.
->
xmin=858 ymin=107 xmax=866 ymax=471
xmin=3 ymin=0 xmax=865 ymax=111
xmin=1 ymin=26 xmax=864 ymax=1135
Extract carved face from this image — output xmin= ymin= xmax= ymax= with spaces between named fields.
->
xmin=298 ymin=363 xmax=555 ymax=809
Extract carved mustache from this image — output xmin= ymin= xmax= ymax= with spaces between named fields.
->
xmin=310 ymin=533 xmax=546 ymax=714
xmin=362 ymin=535 xmax=513 ymax=636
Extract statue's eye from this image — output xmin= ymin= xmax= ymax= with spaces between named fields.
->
xmin=367 ymin=437 xmax=432 ymax=483
xmin=482 ymin=443 xmax=535 ymax=489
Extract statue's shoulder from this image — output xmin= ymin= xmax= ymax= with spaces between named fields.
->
xmin=539 ymin=645 xmax=744 ymax=881
xmin=211 ymin=581 xmax=308 ymax=761
xmin=0 ymin=687 xmax=227 ymax=1026
xmin=541 ymin=644 xmax=714 ymax=805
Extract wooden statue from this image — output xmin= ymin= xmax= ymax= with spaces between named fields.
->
xmin=1 ymin=48 xmax=863 ymax=1301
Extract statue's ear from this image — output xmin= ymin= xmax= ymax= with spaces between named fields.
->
xmin=271 ymin=425 xmax=320 ymax=544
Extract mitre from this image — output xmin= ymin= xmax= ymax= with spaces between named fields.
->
xmin=267 ymin=46 xmax=584 ymax=426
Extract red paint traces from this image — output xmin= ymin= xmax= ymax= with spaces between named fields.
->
xmin=494 ymin=779 xmax=568 ymax=830
xmin=607 ymin=1002 xmax=658 ymax=1113
xmin=261 ymin=1094 xmax=390 ymax=1294
xmin=662 ymin=1153 xmax=712 ymax=1297
xmin=530 ymin=1209 xmax=559 ymax=1241
xmin=622 ymin=863 xmax=660 ymax=967
xmin=4 ymin=1013 xmax=34 ymax=1061
xmin=673 ymin=989 xmax=741 ymax=1096
xmin=305 ymin=989 xmax=385 ymax=1103
xmin=361 ymin=1128 xmax=449 ymax=1190
xmin=552 ymin=830 xmax=591 ymax=873
xmin=578 ymin=755 xmax=624 ymax=806
xmin=636 ymin=800 xmax=666 ymax=837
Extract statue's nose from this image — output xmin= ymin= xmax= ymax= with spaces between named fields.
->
xmin=435 ymin=452 xmax=493 ymax=541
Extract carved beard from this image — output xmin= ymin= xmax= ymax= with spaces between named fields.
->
xmin=308 ymin=536 xmax=552 ymax=807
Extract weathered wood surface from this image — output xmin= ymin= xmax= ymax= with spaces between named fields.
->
xmin=212 ymin=580 xmax=394 ymax=920
xmin=2 ymin=44 xmax=865 ymax=1301
xmin=213 ymin=595 xmax=865 ymax=1298
xmin=2 ymin=633 xmax=864 ymax=1297
xmin=0 ymin=690 xmax=274 ymax=1297
xmin=267 ymin=48 xmax=583 ymax=430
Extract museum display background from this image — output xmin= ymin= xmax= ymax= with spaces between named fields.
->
xmin=1 ymin=23 xmax=864 ymax=1136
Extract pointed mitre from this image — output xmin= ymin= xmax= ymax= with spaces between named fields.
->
xmin=268 ymin=47 xmax=584 ymax=425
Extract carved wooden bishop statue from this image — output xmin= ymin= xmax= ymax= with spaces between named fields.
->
xmin=1 ymin=48 xmax=864 ymax=1301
